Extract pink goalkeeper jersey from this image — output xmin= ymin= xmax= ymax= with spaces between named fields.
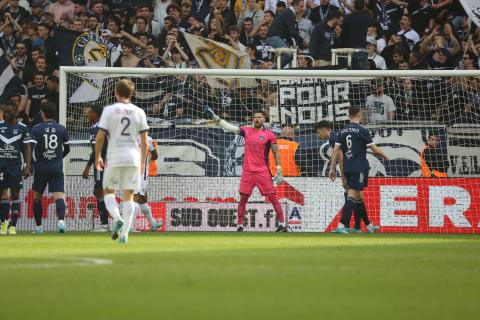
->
xmin=240 ymin=126 xmax=277 ymax=173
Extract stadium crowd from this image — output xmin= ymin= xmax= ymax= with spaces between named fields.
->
xmin=0 ymin=0 xmax=479 ymax=127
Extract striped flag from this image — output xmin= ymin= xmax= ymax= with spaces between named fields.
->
xmin=0 ymin=48 xmax=14 ymax=98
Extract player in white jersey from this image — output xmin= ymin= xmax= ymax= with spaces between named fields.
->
xmin=95 ymin=79 xmax=149 ymax=244
xmin=133 ymin=136 xmax=162 ymax=231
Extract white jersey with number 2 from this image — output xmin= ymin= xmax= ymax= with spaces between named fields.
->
xmin=98 ymin=102 xmax=149 ymax=168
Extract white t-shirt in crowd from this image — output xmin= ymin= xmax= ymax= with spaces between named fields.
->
xmin=366 ymin=93 xmax=396 ymax=123
xmin=98 ymin=102 xmax=149 ymax=168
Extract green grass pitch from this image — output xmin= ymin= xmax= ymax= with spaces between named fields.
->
xmin=0 ymin=232 xmax=478 ymax=320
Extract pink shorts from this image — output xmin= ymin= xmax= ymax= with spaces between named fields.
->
xmin=239 ymin=170 xmax=275 ymax=196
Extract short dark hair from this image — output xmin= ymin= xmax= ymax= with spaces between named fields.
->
xmin=276 ymin=1 xmax=286 ymax=7
xmin=314 ymin=120 xmax=332 ymax=131
xmin=349 ymin=106 xmax=361 ymax=117
xmin=38 ymin=22 xmax=51 ymax=31
xmin=48 ymin=75 xmax=59 ymax=84
xmin=146 ymin=40 xmax=158 ymax=48
xmin=89 ymin=104 xmax=103 ymax=118
xmin=253 ymin=109 xmax=266 ymax=117
xmin=166 ymin=3 xmax=181 ymax=14
xmin=41 ymin=101 xmax=57 ymax=119
xmin=354 ymin=0 xmax=365 ymax=10
xmin=291 ymin=0 xmax=302 ymax=6
xmin=264 ymin=10 xmax=275 ymax=17
xmin=137 ymin=3 xmax=153 ymax=12
xmin=228 ymin=25 xmax=240 ymax=33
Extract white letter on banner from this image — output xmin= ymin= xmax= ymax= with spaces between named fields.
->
xmin=380 ymin=186 xmax=418 ymax=226
xmin=429 ymin=186 xmax=471 ymax=227
xmin=296 ymin=87 xmax=315 ymax=105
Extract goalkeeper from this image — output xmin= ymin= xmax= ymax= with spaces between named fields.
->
xmin=206 ymin=107 xmax=288 ymax=232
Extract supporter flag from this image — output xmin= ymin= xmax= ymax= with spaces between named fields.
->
xmin=54 ymin=27 xmax=121 ymax=103
xmin=460 ymin=0 xmax=480 ymax=27
xmin=0 ymin=48 xmax=14 ymax=98
xmin=183 ymin=32 xmax=255 ymax=88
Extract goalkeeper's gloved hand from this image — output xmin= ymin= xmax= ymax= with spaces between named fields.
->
xmin=204 ymin=105 xmax=220 ymax=123
xmin=275 ymin=166 xmax=284 ymax=186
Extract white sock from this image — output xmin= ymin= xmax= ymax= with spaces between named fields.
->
xmin=338 ymin=223 xmax=345 ymax=228
xmin=104 ymin=194 xmax=122 ymax=221
xmin=140 ymin=203 xmax=156 ymax=226
xmin=120 ymin=201 xmax=136 ymax=239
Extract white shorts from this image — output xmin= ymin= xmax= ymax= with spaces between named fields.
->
xmin=103 ymin=166 xmax=140 ymax=191
xmin=134 ymin=178 xmax=148 ymax=196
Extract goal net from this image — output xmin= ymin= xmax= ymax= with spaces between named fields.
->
xmin=18 ymin=68 xmax=480 ymax=233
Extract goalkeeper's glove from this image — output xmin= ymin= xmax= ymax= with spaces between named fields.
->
xmin=204 ymin=105 xmax=220 ymax=123
xmin=275 ymin=166 xmax=284 ymax=186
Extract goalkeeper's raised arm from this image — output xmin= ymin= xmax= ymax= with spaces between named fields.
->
xmin=204 ymin=105 xmax=241 ymax=134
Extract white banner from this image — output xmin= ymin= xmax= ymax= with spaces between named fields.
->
xmin=460 ymin=0 xmax=480 ymax=27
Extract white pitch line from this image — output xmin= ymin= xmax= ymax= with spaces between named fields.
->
xmin=0 ymin=257 xmax=113 ymax=269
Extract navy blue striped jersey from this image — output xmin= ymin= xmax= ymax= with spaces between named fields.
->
xmin=30 ymin=121 xmax=69 ymax=171
xmin=328 ymin=131 xmax=338 ymax=149
xmin=87 ymin=122 xmax=108 ymax=167
xmin=335 ymin=123 xmax=374 ymax=173
xmin=0 ymin=120 xmax=32 ymax=167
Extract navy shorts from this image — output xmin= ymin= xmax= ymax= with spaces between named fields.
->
xmin=33 ymin=169 xmax=64 ymax=194
xmin=0 ymin=165 xmax=23 ymax=189
xmin=94 ymin=168 xmax=103 ymax=190
xmin=345 ymin=171 xmax=369 ymax=191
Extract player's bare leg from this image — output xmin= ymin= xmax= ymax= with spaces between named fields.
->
xmin=119 ymin=189 xmax=136 ymax=243
xmin=134 ymin=193 xmax=161 ymax=231
xmin=104 ymin=188 xmax=124 ymax=240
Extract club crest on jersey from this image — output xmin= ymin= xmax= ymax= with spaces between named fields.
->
xmin=259 ymin=136 xmax=264 ymax=141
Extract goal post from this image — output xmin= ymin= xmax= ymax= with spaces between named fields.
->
xmin=40 ymin=67 xmax=480 ymax=233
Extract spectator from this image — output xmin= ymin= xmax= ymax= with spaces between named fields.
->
xmin=0 ymin=15 xmax=20 ymax=59
xmin=9 ymin=41 xmax=27 ymax=77
xmin=48 ymin=0 xmax=75 ymax=28
xmin=276 ymin=1 xmax=287 ymax=13
xmin=190 ymin=0 xmax=210 ymax=21
xmin=45 ymin=75 xmax=59 ymax=116
xmin=309 ymin=11 xmax=342 ymax=67
xmin=372 ymin=0 xmax=402 ymax=40
xmin=309 ymin=0 xmax=340 ymax=26
xmin=367 ymin=22 xmax=386 ymax=53
xmin=381 ymin=34 xmax=410 ymax=67
xmin=365 ymin=80 xmax=396 ymax=123
xmin=419 ymin=25 xmax=459 ymax=70
xmin=367 ymin=37 xmax=387 ymax=69
xmin=456 ymin=17 xmax=470 ymax=42
xmin=1 ymin=0 xmax=30 ymax=23
xmin=246 ymin=44 xmax=264 ymax=67
xmin=138 ymin=41 xmax=163 ymax=68
xmin=397 ymin=59 xmax=409 ymax=69
xmin=266 ymin=0 xmax=305 ymax=68
xmin=181 ymin=2 xmax=192 ymax=21
xmin=394 ymin=78 xmax=421 ymax=120
xmin=30 ymin=1 xmax=44 ymax=23
xmin=340 ymin=0 xmax=372 ymax=70
xmin=26 ymin=72 xmax=47 ymax=126
xmin=252 ymin=23 xmax=272 ymax=61
xmin=397 ymin=14 xmax=420 ymax=51
xmin=133 ymin=3 xmax=161 ymax=39
xmin=237 ymin=0 xmax=264 ymax=27
xmin=0 ymin=69 xmax=27 ymax=116
xmin=264 ymin=0 xmax=284 ymax=14
xmin=133 ymin=16 xmax=155 ymax=41
xmin=162 ymin=39 xmax=190 ymax=68
xmin=167 ymin=3 xmax=189 ymax=31
xmin=229 ymin=87 xmax=263 ymax=122
xmin=263 ymin=10 xmax=275 ymax=26
xmin=420 ymin=132 xmax=449 ymax=177
xmin=120 ymin=41 xmax=140 ymax=67
xmin=37 ymin=23 xmax=57 ymax=67
xmin=239 ymin=17 xmax=254 ymax=46
xmin=217 ymin=0 xmax=237 ymax=33
xmin=297 ymin=10 xmax=314 ymax=49
xmin=225 ymin=25 xmax=246 ymax=52
xmin=89 ymin=0 xmax=106 ymax=24
xmin=459 ymin=51 xmax=478 ymax=70
xmin=410 ymin=0 xmax=433 ymax=35
xmin=268 ymin=125 xmax=301 ymax=177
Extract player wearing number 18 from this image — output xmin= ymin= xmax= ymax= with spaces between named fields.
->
xmin=30 ymin=102 xmax=70 ymax=233
xmin=329 ymin=106 xmax=389 ymax=234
